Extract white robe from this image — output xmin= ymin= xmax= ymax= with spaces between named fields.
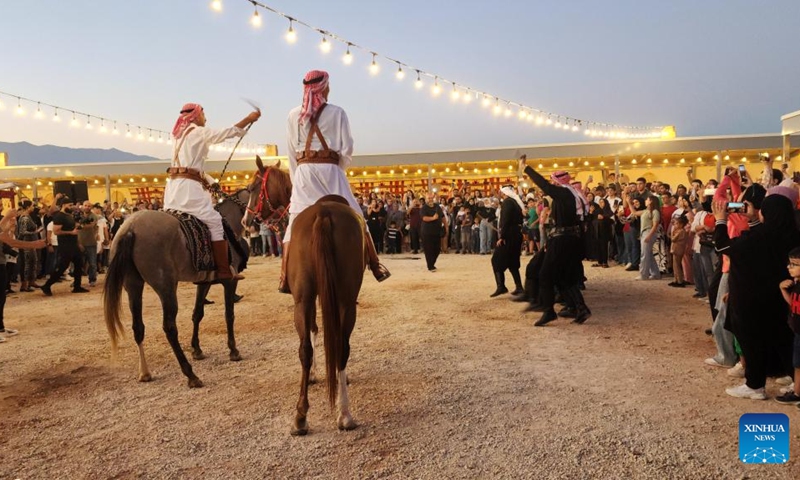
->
xmin=163 ymin=125 xmax=244 ymax=241
xmin=284 ymin=103 xmax=362 ymax=243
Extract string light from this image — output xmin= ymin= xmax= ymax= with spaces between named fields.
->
xmin=285 ymin=19 xmax=297 ymax=43
xmin=250 ymin=4 xmax=262 ymax=27
xmin=463 ymin=89 xmax=472 ymax=104
xmin=52 ymin=107 xmax=60 ymax=122
xmin=343 ymin=44 xmax=353 ymax=65
xmin=99 ymin=119 xmax=107 ymax=134
xmin=482 ymin=95 xmax=491 ymax=108
xmin=450 ymin=84 xmax=460 ymax=101
xmin=414 ymin=70 xmax=423 ymax=89
xmin=492 ymin=98 xmax=501 ymax=116
xmin=112 ymin=121 xmax=119 ymax=135
xmin=34 ymin=102 xmax=44 ymax=119
xmin=395 ymin=63 xmax=405 ymax=80
xmin=85 ymin=116 xmax=93 ymax=130
xmin=432 ymin=77 xmax=441 ymax=96
xmin=216 ymin=0 xmax=666 ymax=137
xmin=369 ymin=53 xmax=379 ymax=75
xmin=15 ymin=97 xmax=24 ymax=116
xmin=319 ymin=35 xmax=331 ymax=54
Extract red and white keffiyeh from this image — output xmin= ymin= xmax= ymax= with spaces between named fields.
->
xmin=551 ymin=170 xmax=588 ymax=218
xmin=172 ymin=103 xmax=203 ymax=139
xmin=299 ymin=70 xmax=329 ymax=126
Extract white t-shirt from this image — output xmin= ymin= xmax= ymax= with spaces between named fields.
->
xmin=691 ymin=211 xmax=708 ymax=253
xmin=47 ymin=221 xmax=58 ymax=247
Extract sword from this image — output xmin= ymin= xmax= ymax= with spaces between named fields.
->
xmin=219 ymin=99 xmax=262 ymax=182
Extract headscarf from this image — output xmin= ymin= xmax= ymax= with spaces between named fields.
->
xmin=500 ymin=186 xmax=524 ymax=209
xmin=551 ymin=170 xmax=571 ymax=185
xmin=741 ymin=183 xmax=766 ymax=210
xmin=759 ymin=194 xmax=800 ymax=256
xmin=549 ymin=171 xmax=587 ymax=219
xmin=172 ymin=103 xmax=203 ymax=139
xmin=300 ymin=70 xmax=330 ymax=126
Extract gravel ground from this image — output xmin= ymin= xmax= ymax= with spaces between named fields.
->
xmin=1 ymin=253 xmax=798 ymax=479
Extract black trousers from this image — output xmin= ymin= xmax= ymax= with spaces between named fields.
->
xmin=0 ymin=265 xmax=6 ymax=330
xmin=596 ymin=238 xmax=609 ymax=265
xmin=422 ymin=233 xmax=441 ymax=270
xmin=45 ymin=243 xmax=83 ymax=289
xmin=539 ymin=234 xmax=583 ymax=310
xmin=410 ymin=228 xmax=421 ymax=252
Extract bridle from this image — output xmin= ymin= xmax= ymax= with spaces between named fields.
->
xmin=214 ymin=188 xmax=249 ymax=211
xmin=245 ymin=168 xmax=290 ymax=225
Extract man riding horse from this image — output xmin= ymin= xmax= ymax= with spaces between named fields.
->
xmin=165 ymin=103 xmax=261 ymax=281
xmin=279 ymin=69 xmax=390 ymax=293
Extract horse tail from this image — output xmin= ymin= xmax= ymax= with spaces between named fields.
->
xmin=313 ymin=208 xmax=342 ymax=408
xmin=103 ymin=231 xmax=136 ymax=352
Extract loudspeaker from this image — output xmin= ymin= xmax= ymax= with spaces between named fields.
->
xmin=53 ymin=180 xmax=89 ymax=203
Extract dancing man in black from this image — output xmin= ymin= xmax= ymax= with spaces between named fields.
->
xmin=490 ymin=186 xmax=525 ymax=297
xmin=519 ymin=155 xmax=591 ymax=326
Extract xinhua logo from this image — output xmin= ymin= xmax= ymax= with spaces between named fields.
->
xmin=739 ymin=413 xmax=790 ymax=464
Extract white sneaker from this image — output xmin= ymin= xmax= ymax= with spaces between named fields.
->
xmin=780 ymin=383 xmax=795 ymax=394
xmin=0 ymin=328 xmax=18 ymax=337
xmin=0 ymin=336 xmax=5 ymax=343
xmin=704 ymin=357 xmax=728 ymax=368
xmin=726 ymin=383 xmax=766 ymax=400
xmin=727 ymin=363 xmax=745 ymax=378
xmin=775 ymin=376 xmax=793 ymax=386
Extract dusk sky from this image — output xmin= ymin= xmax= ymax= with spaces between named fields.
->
xmin=1 ymin=0 xmax=799 ymax=161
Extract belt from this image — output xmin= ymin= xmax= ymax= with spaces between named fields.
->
xmin=297 ymin=150 xmax=340 ymax=166
xmin=166 ymin=167 xmax=210 ymax=189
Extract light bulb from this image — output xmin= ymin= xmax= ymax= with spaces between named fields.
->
xmin=15 ymin=98 xmax=24 ymax=116
xmin=53 ymin=108 xmax=61 ymax=122
xmin=395 ymin=65 xmax=405 ymax=80
xmin=369 ymin=54 xmax=379 ymax=75
xmin=85 ymin=117 xmax=93 ymax=130
xmin=99 ymin=121 xmax=107 ymax=134
xmin=632 ymin=159 xmax=638 ymax=165
xmin=493 ymin=100 xmax=501 ymax=116
xmin=554 ymin=119 xmax=562 ymax=129
xmin=285 ymin=20 xmax=297 ymax=43
xmin=125 ymin=125 xmax=132 ymax=138
xmin=34 ymin=103 xmax=44 ymax=119
xmin=463 ymin=90 xmax=472 ymax=103
xmin=415 ymin=71 xmax=423 ymax=89
xmin=451 ymin=85 xmax=460 ymax=100
xmin=504 ymin=105 xmax=512 ymax=117
xmin=250 ymin=8 xmax=261 ymax=28
xmin=210 ymin=0 xmax=222 ymax=12
xmin=343 ymin=45 xmax=353 ymax=65
xmin=482 ymin=96 xmax=491 ymax=108
xmin=432 ymin=78 xmax=441 ymax=96
xmin=572 ymin=125 xmax=579 ymax=132
xmin=536 ymin=116 xmax=544 ymax=125
xmin=545 ymin=116 xmax=553 ymax=125
xmin=518 ymin=110 xmax=527 ymax=120
xmin=112 ymin=122 xmax=119 ymax=135
xmin=319 ymin=36 xmax=331 ymax=54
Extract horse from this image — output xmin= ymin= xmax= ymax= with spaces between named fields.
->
xmin=240 ymin=158 xmax=364 ymax=434
xmin=103 ymin=160 xmax=269 ymax=388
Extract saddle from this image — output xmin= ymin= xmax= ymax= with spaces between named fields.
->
xmin=164 ymin=210 xmax=247 ymax=273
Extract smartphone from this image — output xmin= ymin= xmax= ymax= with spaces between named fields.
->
xmin=727 ymin=202 xmax=745 ymax=213
xmin=703 ymin=188 xmax=717 ymax=196
xmin=738 ymin=164 xmax=748 ymax=182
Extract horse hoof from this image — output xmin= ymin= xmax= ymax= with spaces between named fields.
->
xmin=188 ymin=378 xmax=204 ymax=388
xmin=229 ymin=351 xmax=242 ymax=362
xmin=138 ymin=373 xmax=152 ymax=383
xmin=337 ymin=415 xmax=357 ymax=431
xmin=192 ymin=351 xmax=206 ymax=360
xmin=290 ymin=419 xmax=309 ymax=436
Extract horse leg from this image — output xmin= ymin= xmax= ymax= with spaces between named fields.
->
xmin=190 ymin=283 xmax=211 ymax=360
xmin=337 ymin=304 xmax=357 ymax=431
xmin=290 ymin=299 xmax=315 ymax=436
xmin=125 ymin=274 xmax=151 ymax=382
xmin=159 ymin=289 xmax=203 ymax=388
xmin=223 ymin=279 xmax=241 ymax=361
xmin=309 ymin=324 xmax=318 ymax=384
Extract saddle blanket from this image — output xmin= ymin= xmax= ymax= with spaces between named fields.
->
xmin=165 ymin=209 xmax=215 ymax=271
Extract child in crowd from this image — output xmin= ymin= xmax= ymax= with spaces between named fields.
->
xmin=460 ymin=207 xmax=473 ymax=254
xmin=777 ymin=247 xmax=800 ymax=405
xmin=669 ymin=216 xmax=689 ymax=287
xmin=471 ymin=217 xmax=481 ymax=254
xmin=386 ymin=222 xmax=402 ymax=254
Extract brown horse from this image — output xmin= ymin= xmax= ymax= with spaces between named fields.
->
xmin=241 ymin=158 xmax=365 ymax=434
xmin=103 ymin=159 xmax=285 ymax=388
xmin=286 ymin=198 xmax=365 ymax=435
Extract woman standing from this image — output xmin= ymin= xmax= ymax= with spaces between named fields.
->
xmin=0 ymin=208 xmax=47 ymax=342
xmin=630 ymin=196 xmax=661 ymax=280
xmin=594 ymin=198 xmax=613 ymax=268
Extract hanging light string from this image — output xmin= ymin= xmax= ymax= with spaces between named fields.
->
xmin=221 ymin=0 xmax=668 ymax=139
xmin=0 ymin=89 xmax=269 ymax=154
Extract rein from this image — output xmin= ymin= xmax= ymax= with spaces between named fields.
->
xmin=246 ymin=168 xmax=290 ymax=227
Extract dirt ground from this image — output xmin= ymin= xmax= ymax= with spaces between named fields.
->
xmin=1 ymin=253 xmax=798 ymax=479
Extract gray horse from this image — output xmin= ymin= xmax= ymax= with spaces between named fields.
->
xmin=103 ymin=179 xmax=252 ymax=388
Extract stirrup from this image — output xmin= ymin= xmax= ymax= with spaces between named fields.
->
xmin=371 ymin=264 xmax=391 ymax=282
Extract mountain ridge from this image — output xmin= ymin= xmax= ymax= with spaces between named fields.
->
xmin=0 ymin=141 xmax=159 ymax=166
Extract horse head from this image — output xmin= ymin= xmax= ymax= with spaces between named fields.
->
xmin=242 ymin=155 xmax=293 ymax=227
